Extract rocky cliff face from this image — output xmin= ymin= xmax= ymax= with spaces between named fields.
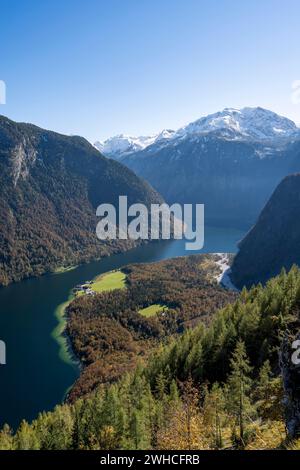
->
xmin=231 ymin=173 xmax=300 ymax=288
xmin=0 ymin=115 xmax=163 ymax=285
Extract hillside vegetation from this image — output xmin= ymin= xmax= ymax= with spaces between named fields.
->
xmin=2 ymin=265 xmax=300 ymax=449
xmin=66 ymin=254 xmax=235 ymax=400
xmin=231 ymin=173 xmax=300 ymax=288
xmin=0 ymin=115 xmax=162 ymax=286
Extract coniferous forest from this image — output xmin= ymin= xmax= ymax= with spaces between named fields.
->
xmin=2 ymin=259 xmax=300 ymax=450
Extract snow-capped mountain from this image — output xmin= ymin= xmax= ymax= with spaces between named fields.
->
xmin=95 ymin=108 xmax=299 ymax=159
xmin=176 ymin=107 xmax=299 ymax=141
xmin=95 ymin=129 xmax=174 ymax=159
xmin=109 ymin=107 xmax=300 ymax=227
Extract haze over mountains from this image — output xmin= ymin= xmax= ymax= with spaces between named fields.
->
xmin=96 ymin=107 xmax=300 ymax=158
xmin=231 ymin=173 xmax=300 ymax=288
xmin=96 ymin=107 xmax=300 ymax=227
xmin=0 ymin=115 xmax=163 ymax=286
xmin=2 ymin=108 xmax=300 ymax=286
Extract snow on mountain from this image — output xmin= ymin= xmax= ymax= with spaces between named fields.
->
xmin=176 ymin=107 xmax=299 ymax=141
xmin=95 ymin=129 xmax=174 ymax=158
xmin=95 ymin=108 xmax=300 ymax=159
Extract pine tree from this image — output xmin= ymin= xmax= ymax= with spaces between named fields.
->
xmin=0 ymin=424 xmax=14 ymax=450
xmin=155 ymin=371 xmax=167 ymax=401
xmin=15 ymin=420 xmax=40 ymax=450
xmin=169 ymin=379 xmax=180 ymax=404
xmin=181 ymin=375 xmax=199 ymax=450
xmin=256 ymin=360 xmax=272 ymax=402
xmin=158 ymin=377 xmax=209 ymax=450
xmin=226 ymin=340 xmax=254 ymax=448
xmin=256 ymin=362 xmax=284 ymax=421
xmin=203 ymin=383 xmax=225 ymax=449
xmin=48 ymin=405 xmax=74 ymax=449
xmin=142 ymin=383 xmax=156 ymax=449
xmin=99 ymin=386 xmax=125 ymax=449
xmin=129 ymin=410 xmax=147 ymax=450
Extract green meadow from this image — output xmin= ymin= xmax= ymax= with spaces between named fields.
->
xmin=139 ymin=303 xmax=167 ymax=318
xmin=91 ymin=270 xmax=127 ymax=293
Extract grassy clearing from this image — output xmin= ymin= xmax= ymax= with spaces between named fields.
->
xmin=91 ymin=270 xmax=126 ymax=293
xmin=74 ymin=270 xmax=127 ymax=297
xmin=52 ymin=270 xmax=126 ymax=366
xmin=139 ymin=304 xmax=167 ymax=318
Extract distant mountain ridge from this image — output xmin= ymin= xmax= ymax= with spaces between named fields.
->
xmin=0 ymin=115 xmax=163 ymax=285
xmin=94 ymin=129 xmax=174 ymax=159
xmin=96 ymin=107 xmax=300 ymax=227
xmin=95 ymin=107 xmax=300 ymax=160
xmin=175 ymin=107 xmax=299 ymax=142
xmin=231 ymin=173 xmax=300 ymax=288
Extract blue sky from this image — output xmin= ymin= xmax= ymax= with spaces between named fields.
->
xmin=1 ymin=0 xmax=300 ymax=142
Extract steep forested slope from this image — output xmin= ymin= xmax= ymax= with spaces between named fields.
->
xmin=3 ymin=265 xmax=300 ymax=449
xmin=0 ymin=115 xmax=162 ymax=285
xmin=231 ymin=173 xmax=300 ymax=288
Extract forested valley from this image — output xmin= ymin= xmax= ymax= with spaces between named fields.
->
xmin=66 ymin=254 xmax=235 ymax=399
xmin=1 ymin=257 xmax=300 ymax=450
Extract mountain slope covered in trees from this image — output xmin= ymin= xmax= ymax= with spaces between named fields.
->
xmin=0 ymin=115 xmax=163 ymax=286
xmin=231 ymin=173 xmax=300 ymax=288
xmin=66 ymin=254 xmax=236 ymax=400
xmin=2 ymin=265 xmax=300 ymax=449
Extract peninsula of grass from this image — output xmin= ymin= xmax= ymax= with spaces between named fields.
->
xmin=91 ymin=270 xmax=127 ymax=293
xmin=53 ymin=270 xmax=127 ymax=364
xmin=139 ymin=303 xmax=167 ymax=318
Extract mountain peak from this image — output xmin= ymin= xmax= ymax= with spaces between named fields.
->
xmin=180 ymin=107 xmax=299 ymax=141
xmin=95 ymin=107 xmax=300 ymax=159
xmin=95 ymin=130 xmax=175 ymax=158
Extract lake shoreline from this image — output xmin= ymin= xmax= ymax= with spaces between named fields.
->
xmin=0 ymin=225 xmax=245 ymax=428
xmin=52 ymin=297 xmax=81 ymax=371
